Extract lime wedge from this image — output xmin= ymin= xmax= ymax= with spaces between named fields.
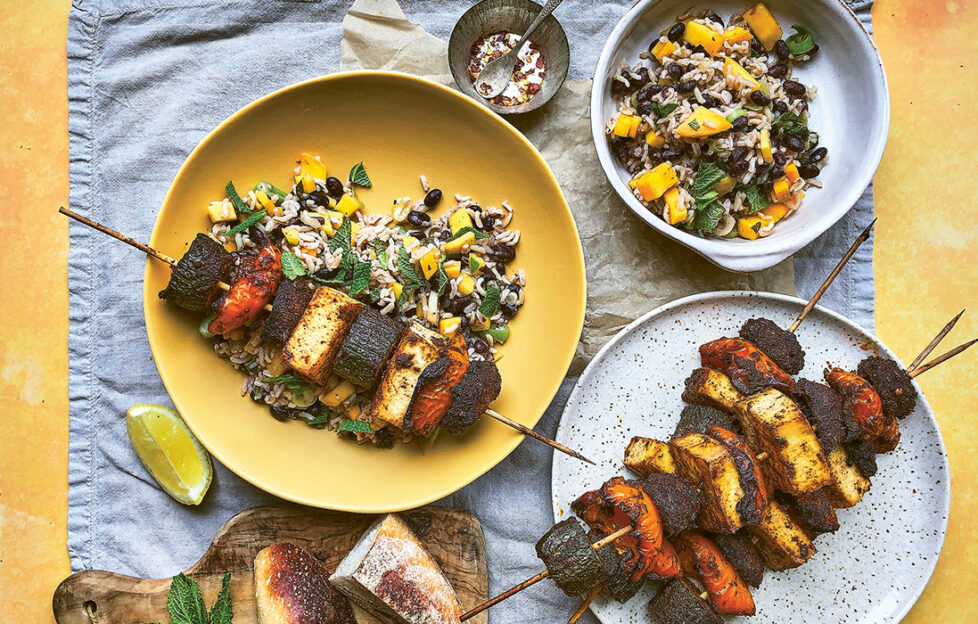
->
xmin=126 ymin=404 xmax=213 ymax=505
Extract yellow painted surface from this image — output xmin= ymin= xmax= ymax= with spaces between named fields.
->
xmin=0 ymin=0 xmax=975 ymax=622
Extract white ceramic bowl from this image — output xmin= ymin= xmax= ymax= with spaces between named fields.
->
xmin=591 ymin=0 xmax=889 ymax=273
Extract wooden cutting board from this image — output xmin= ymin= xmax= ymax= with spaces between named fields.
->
xmin=53 ymin=504 xmax=488 ymax=624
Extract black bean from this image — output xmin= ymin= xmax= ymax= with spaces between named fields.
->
xmin=660 ymin=148 xmax=683 ymax=162
xmin=488 ymin=245 xmax=516 ymax=263
xmin=755 ymin=163 xmax=772 ymax=177
xmin=731 ymin=116 xmax=749 ymax=132
xmin=701 ymin=94 xmax=717 ymax=108
xmin=325 ymin=177 xmax=345 ymax=199
xmin=768 ymin=63 xmax=788 ymax=79
xmin=630 ymin=67 xmax=652 ymax=90
xmin=773 ymin=151 xmax=788 ymax=167
xmin=692 ymin=44 xmax=709 ymax=56
xmin=638 ymin=101 xmax=653 ymax=116
xmin=750 ymin=90 xmax=771 ymax=106
xmin=785 ymin=135 xmax=806 ymax=152
xmin=750 ymin=38 xmax=765 ymax=56
xmin=407 ymin=210 xmax=431 ymax=228
xmin=667 ymin=22 xmax=686 ymax=41
xmin=469 ymin=336 xmax=491 ymax=355
xmin=437 ymin=229 xmax=452 ymax=241
xmin=808 ymin=147 xmax=828 ymax=163
xmin=730 ymin=146 xmax=749 ymax=162
xmin=611 ymin=77 xmax=631 ymax=95
xmin=728 ymin=159 xmax=749 ymax=176
xmin=773 ymin=100 xmax=789 ymax=115
xmin=637 ymin=84 xmax=662 ymax=102
xmin=675 ymin=80 xmax=696 ymax=93
xmin=300 ymin=190 xmax=332 ymax=207
xmin=505 ymin=283 xmax=522 ymax=295
xmin=807 ymin=44 xmax=820 ymax=58
xmin=423 ymin=188 xmax=443 ymax=208
xmin=775 ymin=39 xmax=791 ymax=60
xmin=708 ymin=12 xmax=725 ymax=26
xmin=500 ymin=303 xmax=519 ymax=319
xmin=760 ymin=176 xmax=775 ymax=192
xmin=482 ymin=214 xmax=496 ymax=230
xmin=445 ymin=295 xmax=472 ymax=315
xmin=769 ymin=166 xmax=785 ymax=179
xmin=667 ymin=63 xmax=684 ymax=79
xmin=783 ymin=80 xmax=808 ymax=99
xmin=269 ymin=406 xmax=292 ymax=422
xmin=799 ymin=163 xmax=821 ymax=179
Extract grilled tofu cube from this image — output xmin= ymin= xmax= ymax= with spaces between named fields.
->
xmin=747 ymin=501 xmax=816 ymax=571
xmin=282 ymin=287 xmax=362 ymax=385
xmin=670 ymin=432 xmax=745 ymax=534
xmin=735 ymin=388 xmax=832 ymax=496
xmin=824 ymin=445 xmax=871 ymax=508
xmin=366 ymin=323 xmax=448 ymax=429
xmin=624 ymin=437 xmax=676 ymax=476
xmin=683 ymin=368 xmax=745 ymax=413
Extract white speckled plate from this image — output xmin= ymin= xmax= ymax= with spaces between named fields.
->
xmin=552 ymin=291 xmax=949 ymax=624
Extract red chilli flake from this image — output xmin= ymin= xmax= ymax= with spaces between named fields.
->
xmin=468 ymin=32 xmax=546 ymax=107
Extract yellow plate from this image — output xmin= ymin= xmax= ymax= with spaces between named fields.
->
xmin=144 ymin=71 xmax=586 ymax=512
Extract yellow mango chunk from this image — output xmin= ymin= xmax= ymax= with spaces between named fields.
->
xmin=207 ymin=201 xmax=235 ymax=223
xmin=784 ymin=162 xmax=800 ymax=183
xmin=772 ymin=176 xmax=792 ymax=202
xmin=651 ymin=39 xmax=678 ymax=62
xmin=318 ymin=212 xmax=334 ymax=236
xmin=761 ymin=203 xmax=790 ymax=223
xmin=645 ymin=132 xmax=666 ymax=148
xmin=663 ymin=187 xmax=686 ymax=224
xmin=469 ymin=314 xmax=490 ymax=331
xmin=419 ymin=249 xmax=439 ymax=280
xmin=713 ymin=176 xmax=737 ymax=196
xmin=723 ymin=58 xmax=760 ymax=91
xmin=401 ymin=235 xmax=419 ymax=250
xmin=685 ymin=21 xmax=724 ymax=56
xmin=738 ymin=214 xmax=774 ymax=240
xmin=630 ymin=163 xmax=679 ymax=201
xmin=443 ymin=260 xmax=461 ymax=279
xmin=628 ymin=115 xmax=642 ymax=138
xmin=299 ymin=152 xmax=327 ymax=180
xmin=254 ymin=190 xmax=276 ymax=212
xmin=759 ymin=128 xmax=773 ymax=163
xmin=449 ymin=208 xmax=473 ymax=233
xmin=391 ymin=282 xmax=403 ymax=299
xmin=335 ymin=194 xmax=364 ymax=217
xmin=613 ymin=114 xmax=640 ymax=138
xmin=350 ymin=222 xmax=361 ymax=238
xmin=443 ymin=231 xmax=475 ymax=255
xmin=457 ymin=274 xmax=476 ymax=295
xmin=300 ymin=173 xmax=316 ymax=194
xmin=439 ymin=317 xmax=462 ymax=337
xmin=468 ymin=255 xmax=486 ymax=274
xmin=675 ymin=107 xmax=733 ymax=138
xmin=724 ymin=26 xmax=753 ymax=44
xmin=224 ymin=241 xmax=237 ymax=253
xmin=282 ymin=228 xmax=300 ymax=245
xmin=744 ymin=3 xmax=783 ymax=51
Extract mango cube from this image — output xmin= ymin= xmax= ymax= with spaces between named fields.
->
xmin=759 ymin=128 xmax=773 ymax=163
xmin=630 ymin=162 xmax=678 ymax=201
xmin=443 ymin=260 xmax=461 ymax=279
xmin=439 ymin=317 xmax=462 ymax=337
xmin=299 ymin=152 xmax=327 ymax=180
xmin=391 ymin=282 xmax=403 ymax=299
xmin=713 ymin=176 xmax=737 ymax=196
xmin=443 ymin=231 xmax=475 ymax=255
xmin=723 ymin=58 xmax=760 ymax=91
xmin=449 ymin=209 xmax=473 ymax=233
xmin=772 ymin=177 xmax=792 ymax=202
xmin=761 ymin=203 xmax=790 ymax=223
xmin=255 ymin=190 xmax=276 ymax=212
xmin=300 ymin=173 xmax=316 ymax=194
xmin=457 ymin=274 xmax=476 ymax=295
xmin=469 ymin=255 xmax=485 ymax=274
xmin=335 ymin=194 xmax=364 ymax=217
xmin=646 ymin=132 xmax=666 ymax=148
xmin=207 ymin=201 xmax=236 ymax=223
xmin=283 ymin=228 xmax=300 ymax=245
xmin=651 ymin=39 xmax=678 ymax=62
xmin=663 ymin=187 xmax=686 ymax=224
xmin=469 ymin=314 xmax=490 ymax=331
xmin=724 ymin=26 xmax=753 ymax=43
xmin=675 ymin=107 xmax=732 ymax=138
xmin=744 ymin=3 xmax=783 ymax=51
xmin=685 ymin=21 xmax=724 ymax=56
xmin=784 ymin=162 xmax=801 ymax=183
xmin=613 ymin=114 xmax=641 ymax=138
xmin=738 ymin=214 xmax=774 ymax=240
xmin=420 ymin=249 xmax=439 ymax=280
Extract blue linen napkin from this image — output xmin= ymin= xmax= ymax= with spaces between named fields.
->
xmin=67 ymin=1 xmax=875 ymax=622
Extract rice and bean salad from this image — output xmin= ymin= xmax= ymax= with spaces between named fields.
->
xmin=606 ymin=3 xmax=827 ymax=240
xmin=205 ymin=154 xmax=524 ymax=446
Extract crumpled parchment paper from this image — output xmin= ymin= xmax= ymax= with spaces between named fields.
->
xmin=340 ymin=0 xmax=795 ymax=373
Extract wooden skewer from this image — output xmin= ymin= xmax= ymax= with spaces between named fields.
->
xmin=569 ymin=585 xmax=602 ymax=624
xmin=460 ymin=526 xmax=631 ymax=621
xmin=788 ymin=218 xmax=876 ymax=333
xmin=909 ymin=337 xmax=978 ymax=379
xmin=59 ymin=207 xmax=594 ymax=464
xmin=907 ymin=310 xmax=965 ymax=373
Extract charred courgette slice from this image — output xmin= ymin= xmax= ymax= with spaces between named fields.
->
xmin=334 ymin=307 xmax=404 ymax=387
xmin=158 ymin=234 xmax=232 ymax=311
xmin=596 ymin=543 xmax=644 ymax=603
xmin=535 ymin=518 xmax=604 ymax=597
xmin=262 ymin=277 xmax=315 ymax=345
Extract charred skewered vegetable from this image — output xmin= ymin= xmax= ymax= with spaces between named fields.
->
xmin=700 ymin=337 xmax=795 ymax=396
xmin=158 ymin=233 xmax=232 ymax=311
xmin=842 ymin=439 xmax=878 ymax=478
xmin=262 ymin=277 xmax=315 ymax=345
xmin=672 ymin=404 xmax=738 ymax=439
xmin=640 ymin=473 xmax=701 ymax=538
xmin=779 ymin=490 xmax=840 ymax=536
xmin=600 ymin=477 xmax=669 ymax=581
xmin=675 ymin=532 xmax=756 ymax=616
xmin=441 ymin=361 xmax=502 ymax=434
xmin=792 ymin=378 xmax=846 ymax=453
xmin=595 ymin=544 xmax=644 ymax=603
xmin=206 ymin=228 xmax=283 ymax=335
xmin=624 ymin=437 xmax=676 ymax=477
xmin=333 ymin=307 xmax=404 ymax=387
xmin=824 ymin=445 xmax=872 ymax=508
xmin=682 ymin=368 xmax=745 ymax=413
xmin=746 ymin=501 xmax=817 ymax=571
xmin=535 ymin=519 xmax=606 ymax=597
xmin=739 ymin=317 xmax=806 ymax=375
xmin=407 ymin=334 xmax=470 ymax=437
xmin=857 ymin=355 xmax=918 ymax=420
xmin=648 ymin=578 xmax=721 ymax=624
xmin=711 ymin=533 xmax=765 ymax=589
xmin=824 ymin=367 xmax=886 ymax=441
xmin=670 ymin=432 xmax=753 ymax=534
xmin=705 ymin=425 xmax=768 ymax=526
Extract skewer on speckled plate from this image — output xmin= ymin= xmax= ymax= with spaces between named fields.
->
xmin=59 ymin=206 xmax=594 ymax=464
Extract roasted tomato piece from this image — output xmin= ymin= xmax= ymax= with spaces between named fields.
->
xmin=601 ymin=477 xmax=664 ymax=582
xmin=700 ymin=337 xmax=795 ymax=395
xmin=407 ymin=334 xmax=470 ymax=436
xmin=572 ymin=489 xmax=643 ymax=577
xmin=875 ymin=412 xmax=901 ymax=453
xmin=649 ymin=539 xmax=683 ymax=580
xmin=208 ymin=231 xmax=282 ymax=335
xmin=675 ymin=532 xmax=756 ymax=616
xmin=824 ymin=368 xmax=885 ymax=441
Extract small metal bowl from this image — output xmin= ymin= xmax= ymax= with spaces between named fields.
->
xmin=448 ymin=0 xmax=569 ymax=115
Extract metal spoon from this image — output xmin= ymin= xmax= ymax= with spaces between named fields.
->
xmin=474 ymin=0 xmax=564 ymax=100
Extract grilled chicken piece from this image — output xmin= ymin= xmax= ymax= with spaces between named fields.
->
xmin=366 ymin=323 xmax=448 ymax=431
xmin=857 ymin=355 xmax=918 ymax=420
xmin=282 ymin=287 xmax=361 ymax=385
xmin=440 ymin=361 xmax=502 ymax=434
xmin=641 ymin=473 xmax=702 ymax=538
xmin=711 ymin=533 xmax=765 ymax=588
xmin=700 ymin=337 xmax=795 ymax=395
xmin=254 ymin=542 xmax=356 ymax=624
xmin=673 ymin=403 xmax=738 ymax=439
xmin=670 ymin=433 xmax=747 ymax=534
xmin=824 ymin=445 xmax=871 ymax=508
xmin=262 ymin=277 xmax=316 ymax=345
xmin=747 ymin=501 xmax=816 ymax=571
xmin=705 ymin=426 xmax=769 ymax=526
xmin=778 ymin=490 xmax=839 ymax=536
xmin=208 ymin=232 xmax=283 ymax=335
xmin=735 ymin=388 xmax=833 ymax=496
xmin=406 ymin=334 xmax=469 ymax=436
xmin=824 ymin=367 xmax=885 ymax=441
xmin=648 ymin=578 xmax=722 ymax=624
xmin=624 ymin=437 xmax=676 ymax=477
xmin=675 ymin=532 xmax=756 ymax=616
xmin=682 ymin=368 xmax=745 ymax=413
xmin=739 ymin=317 xmax=806 ymax=375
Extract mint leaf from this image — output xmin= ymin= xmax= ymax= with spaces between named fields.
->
xmin=280 ymin=250 xmax=307 ymax=280
xmin=225 ymin=181 xmax=250 ymax=215
xmin=329 ymin=218 xmax=353 ymax=254
xmin=306 ymin=409 xmax=330 ymax=429
xmin=397 ymin=247 xmax=422 ymax=287
xmin=338 ymin=419 xmax=372 ymax=434
xmin=348 ymin=260 xmax=372 ymax=296
xmin=208 ymin=573 xmax=233 ymax=624
xmin=445 ymin=226 xmax=489 ymax=243
xmin=167 ymin=573 xmax=208 ymax=624
xmin=251 ymin=181 xmax=288 ymax=205
xmin=773 ymin=113 xmax=810 ymax=138
xmin=690 ymin=161 xmax=726 ymax=199
xmin=370 ymin=238 xmax=389 ymax=267
xmin=479 ymin=286 xmax=501 ymax=318
xmin=349 ymin=162 xmax=371 ymax=188
xmin=649 ymin=101 xmax=679 ymax=117
xmin=264 ymin=373 xmax=306 ymax=391
xmin=745 ymin=185 xmax=770 ymax=214
xmin=690 ymin=201 xmax=724 ymax=237
xmin=785 ymin=24 xmax=816 ymax=55
xmin=225 ymin=209 xmax=266 ymax=237
xmin=437 ymin=261 xmax=450 ymax=297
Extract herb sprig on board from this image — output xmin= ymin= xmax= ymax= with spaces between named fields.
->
xmin=138 ymin=572 xmax=233 ymax=624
